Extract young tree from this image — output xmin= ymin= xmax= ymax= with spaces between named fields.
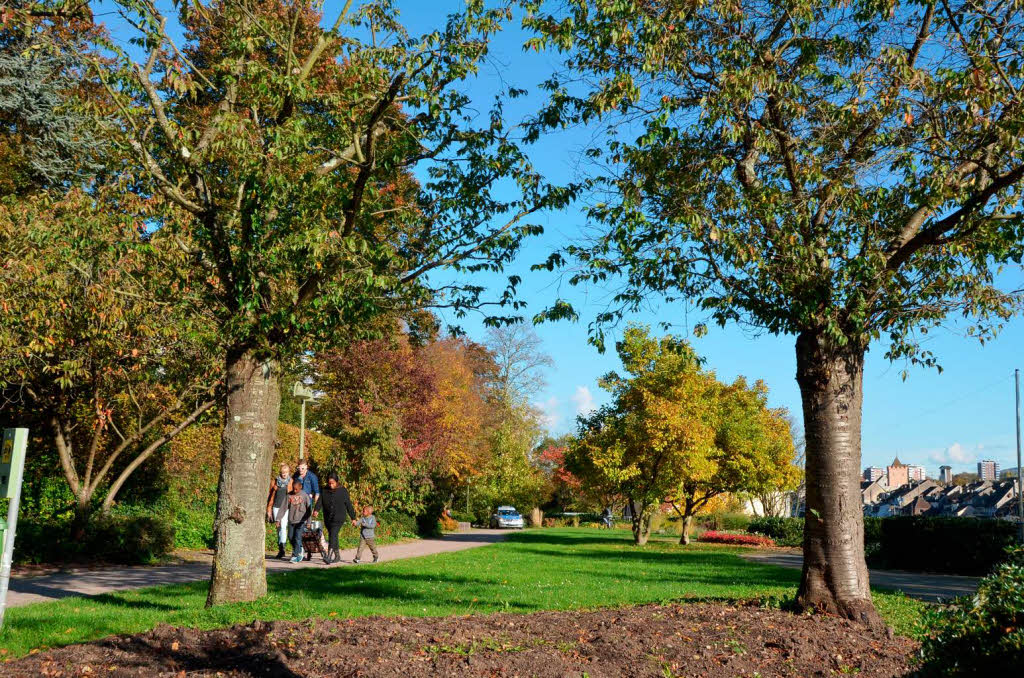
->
xmin=669 ymin=376 xmax=798 ymax=544
xmin=526 ymin=0 xmax=1024 ymax=623
xmin=97 ymin=0 xmax=569 ymax=605
xmin=0 ymin=185 xmax=221 ymax=533
xmin=569 ymin=326 xmax=796 ymax=545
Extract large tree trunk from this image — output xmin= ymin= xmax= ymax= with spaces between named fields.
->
xmin=206 ymin=350 xmax=280 ymax=607
xmin=794 ymin=330 xmax=881 ymax=626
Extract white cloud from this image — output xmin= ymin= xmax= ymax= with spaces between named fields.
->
xmin=571 ymin=386 xmax=595 ymax=416
xmin=928 ymin=442 xmax=980 ymax=465
xmin=535 ymin=396 xmax=560 ymax=430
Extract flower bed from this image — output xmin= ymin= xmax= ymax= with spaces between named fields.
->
xmin=699 ymin=530 xmax=775 ymax=547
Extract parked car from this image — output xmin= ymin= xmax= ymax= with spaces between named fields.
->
xmin=489 ymin=506 xmax=525 ymax=529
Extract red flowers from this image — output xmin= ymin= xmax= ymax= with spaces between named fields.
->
xmin=699 ymin=531 xmax=775 ymax=547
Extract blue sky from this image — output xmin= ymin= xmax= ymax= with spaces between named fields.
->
xmin=101 ymin=1 xmax=1024 ymax=478
xmin=387 ymin=1 xmax=1024 ymax=478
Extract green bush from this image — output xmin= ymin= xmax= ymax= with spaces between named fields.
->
xmin=872 ymin=517 xmax=1017 ymax=575
xmin=863 ymin=516 xmax=883 ymax=560
xmin=173 ymin=503 xmax=216 ymax=550
xmin=13 ymin=512 xmax=175 ymax=565
xmin=449 ymin=510 xmax=475 ymax=524
xmin=747 ymin=516 xmax=803 ymax=546
xmin=695 ymin=512 xmax=751 ymax=532
xmin=916 ymin=545 xmax=1024 ymax=676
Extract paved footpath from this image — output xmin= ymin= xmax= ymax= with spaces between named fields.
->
xmin=6 ymin=529 xmax=507 ymax=608
xmin=742 ymin=551 xmax=981 ymax=603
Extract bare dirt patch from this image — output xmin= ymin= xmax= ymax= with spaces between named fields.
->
xmin=6 ymin=602 xmax=917 ymax=677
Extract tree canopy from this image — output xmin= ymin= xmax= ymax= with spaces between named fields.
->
xmin=525 ymin=0 xmax=1024 ymax=623
xmin=569 ymin=326 xmax=797 ymax=545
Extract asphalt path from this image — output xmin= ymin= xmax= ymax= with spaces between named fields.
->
xmin=742 ymin=551 xmax=981 ymax=603
xmin=6 ymin=529 xmax=507 ymax=608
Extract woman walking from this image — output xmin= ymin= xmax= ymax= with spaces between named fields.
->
xmin=266 ymin=463 xmax=292 ymax=559
xmin=316 ymin=471 xmax=357 ymax=564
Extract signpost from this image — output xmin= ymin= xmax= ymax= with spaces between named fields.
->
xmin=0 ymin=428 xmax=28 ymax=631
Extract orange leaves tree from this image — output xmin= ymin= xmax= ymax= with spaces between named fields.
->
xmin=94 ymin=0 xmax=570 ymax=605
xmin=314 ymin=322 xmax=493 ymax=516
xmin=568 ymin=326 xmax=796 ymax=545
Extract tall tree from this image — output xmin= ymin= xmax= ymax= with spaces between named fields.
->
xmin=1 ymin=3 xmax=218 ymax=532
xmin=97 ymin=0 xmax=569 ymax=605
xmin=484 ymin=323 xmax=553 ymax=404
xmin=526 ymin=0 xmax=1024 ymax=623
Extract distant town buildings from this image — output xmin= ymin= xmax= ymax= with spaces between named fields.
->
xmin=1001 ymin=468 xmax=1019 ymax=480
xmin=978 ymin=460 xmax=1001 ymax=481
xmin=886 ymin=457 xmax=909 ymax=488
xmin=863 ymin=467 xmax=885 ymax=482
xmin=861 ymin=477 xmax=888 ymax=506
xmin=908 ymin=465 xmax=927 ymax=482
xmin=864 ymin=478 xmax=1020 ymax=519
xmin=939 ymin=465 xmax=953 ymax=484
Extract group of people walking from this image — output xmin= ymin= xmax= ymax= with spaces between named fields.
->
xmin=266 ymin=461 xmax=379 ymax=565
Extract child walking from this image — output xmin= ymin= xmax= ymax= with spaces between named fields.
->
xmin=353 ymin=505 xmax=379 ymax=564
xmin=286 ymin=479 xmax=311 ymax=563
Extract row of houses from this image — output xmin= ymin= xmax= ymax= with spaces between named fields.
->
xmin=862 ymin=476 xmax=1021 ymax=519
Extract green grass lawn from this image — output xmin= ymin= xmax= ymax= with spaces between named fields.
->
xmin=0 ymin=528 xmax=926 ymax=658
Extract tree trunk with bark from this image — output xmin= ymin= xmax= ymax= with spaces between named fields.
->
xmin=206 ymin=350 xmax=280 ymax=607
xmin=680 ymin=513 xmax=694 ymax=545
xmin=632 ymin=504 xmax=652 ymax=545
xmin=794 ymin=330 xmax=881 ymax=626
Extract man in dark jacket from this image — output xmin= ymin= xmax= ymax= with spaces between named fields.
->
xmin=315 ymin=471 xmax=357 ymax=564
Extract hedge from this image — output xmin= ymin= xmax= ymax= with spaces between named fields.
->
xmin=747 ymin=516 xmax=803 ymax=546
xmin=14 ymin=512 xmax=175 ymax=565
xmin=747 ymin=515 xmax=1017 ymax=576
xmin=872 ymin=516 xmax=1017 ymax=576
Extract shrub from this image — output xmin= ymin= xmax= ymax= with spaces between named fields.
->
xmin=695 ymin=512 xmax=751 ymax=532
xmin=916 ymin=545 xmax=1024 ymax=676
xmin=13 ymin=512 xmax=175 ymax=565
xmin=172 ymin=502 xmax=216 ymax=550
xmin=747 ymin=516 xmax=803 ymax=547
xmin=440 ymin=514 xmax=459 ymax=532
xmin=699 ymin=530 xmax=775 ymax=547
xmin=650 ymin=512 xmax=681 ymax=535
xmin=91 ymin=513 xmax=176 ymax=564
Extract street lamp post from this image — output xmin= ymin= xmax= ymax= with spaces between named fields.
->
xmin=1015 ymin=369 xmax=1022 ymax=544
xmin=292 ymin=381 xmax=315 ymax=460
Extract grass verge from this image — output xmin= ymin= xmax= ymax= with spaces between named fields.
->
xmin=0 ymin=528 xmax=927 ymax=658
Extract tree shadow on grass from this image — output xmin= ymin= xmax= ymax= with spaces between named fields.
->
xmin=501 ymin=530 xmax=632 ymax=547
xmin=267 ymin=569 xmax=539 ymax=612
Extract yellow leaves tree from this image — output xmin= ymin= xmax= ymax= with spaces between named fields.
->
xmin=568 ymin=325 xmax=797 ymax=546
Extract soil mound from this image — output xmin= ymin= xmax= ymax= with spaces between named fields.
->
xmin=5 ymin=602 xmax=917 ymax=677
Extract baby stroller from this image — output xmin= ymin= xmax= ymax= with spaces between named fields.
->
xmin=301 ymin=520 xmax=331 ymax=563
